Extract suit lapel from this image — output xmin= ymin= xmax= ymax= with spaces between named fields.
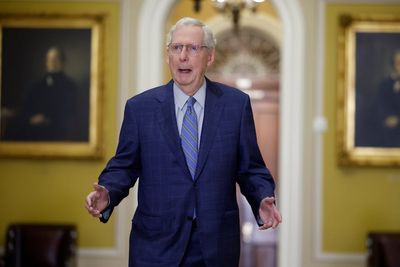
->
xmin=156 ymin=81 xmax=192 ymax=178
xmin=195 ymin=80 xmax=224 ymax=180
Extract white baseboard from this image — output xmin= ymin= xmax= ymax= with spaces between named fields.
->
xmin=315 ymin=251 xmax=366 ymax=263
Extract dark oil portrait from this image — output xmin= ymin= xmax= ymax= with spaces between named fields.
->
xmin=0 ymin=27 xmax=91 ymax=142
xmin=354 ymin=32 xmax=400 ymax=148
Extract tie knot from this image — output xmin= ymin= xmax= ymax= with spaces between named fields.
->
xmin=187 ymin=97 xmax=196 ymax=108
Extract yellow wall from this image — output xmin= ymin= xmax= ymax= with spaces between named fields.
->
xmin=0 ymin=1 xmax=119 ymax=248
xmin=323 ymin=3 xmax=400 ymax=253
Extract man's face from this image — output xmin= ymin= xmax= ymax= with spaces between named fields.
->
xmin=46 ymin=48 xmax=63 ymax=73
xmin=166 ymin=25 xmax=215 ymax=94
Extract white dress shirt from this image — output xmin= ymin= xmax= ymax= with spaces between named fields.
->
xmin=173 ymin=80 xmax=206 ymax=147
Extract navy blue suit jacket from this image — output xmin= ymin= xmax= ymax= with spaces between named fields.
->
xmin=99 ymin=79 xmax=275 ymax=267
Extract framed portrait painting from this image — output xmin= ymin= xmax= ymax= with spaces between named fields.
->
xmin=337 ymin=15 xmax=400 ymax=166
xmin=0 ymin=13 xmax=104 ymax=158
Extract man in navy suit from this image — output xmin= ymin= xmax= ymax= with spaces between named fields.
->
xmin=85 ymin=17 xmax=281 ymax=267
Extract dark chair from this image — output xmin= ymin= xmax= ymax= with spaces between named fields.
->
xmin=3 ymin=224 xmax=77 ymax=267
xmin=367 ymin=232 xmax=400 ymax=267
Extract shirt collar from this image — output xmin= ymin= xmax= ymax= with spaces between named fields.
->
xmin=173 ymin=80 xmax=206 ymax=111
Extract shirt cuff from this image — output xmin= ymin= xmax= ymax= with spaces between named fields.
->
xmin=101 ymin=207 xmax=112 ymax=220
xmin=101 ymin=194 xmax=111 ymax=220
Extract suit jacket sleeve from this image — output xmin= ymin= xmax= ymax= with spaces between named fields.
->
xmin=236 ymin=95 xmax=276 ymax=224
xmin=98 ymin=100 xmax=141 ymax=223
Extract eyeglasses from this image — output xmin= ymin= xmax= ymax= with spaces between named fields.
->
xmin=168 ymin=43 xmax=208 ymax=55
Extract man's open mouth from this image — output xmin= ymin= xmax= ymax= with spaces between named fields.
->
xmin=178 ymin=68 xmax=192 ymax=73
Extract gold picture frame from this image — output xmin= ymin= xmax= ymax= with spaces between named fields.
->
xmin=0 ymin=13 xmax=104 ymax=158
xmin=337 ymin=15 xmax=400 ymax=166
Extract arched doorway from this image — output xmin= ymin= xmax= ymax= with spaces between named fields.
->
xmin=206 ymin=25 xmax=280 ymax=267
xmin=135 ymin=1 xmax=306 ymax=267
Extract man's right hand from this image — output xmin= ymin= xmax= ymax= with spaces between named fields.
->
xmin=85 ymin=183 xmax=109 ymax=218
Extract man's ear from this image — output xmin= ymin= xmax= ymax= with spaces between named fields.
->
xmin=207 ymin=49 xmax=215 ymax=67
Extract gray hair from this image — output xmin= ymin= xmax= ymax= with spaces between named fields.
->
xmin=166 ymin=17 xmax=216 ymax=48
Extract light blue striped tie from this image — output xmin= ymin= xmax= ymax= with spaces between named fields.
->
xmin=181 ymin=97 xmax=198 ymax=179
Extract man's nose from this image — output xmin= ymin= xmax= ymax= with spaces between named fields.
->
xmin=179 ymin=46 xmax=189 ymax=61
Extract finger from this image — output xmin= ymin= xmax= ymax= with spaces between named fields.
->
xmin=86 ymin=205 xmax=101 ymax=217
xmin=276 ymin=213 xmax=282 ymax=223
xmin=274 ymin=209 xmax=282 ymax=223
xmin=259 ymin=219 xmax=274 ymax=230
xmin=85 ymin=200 xmax=98 ymax=211
xmin=273 ymin=212 xmax=283 ymax=228
xmin=85 ymin=193 xmax=94 ymax=207
xmin=91 ymin=210 xmax=102 ymax=218
xmin=85 ymin=191 xmax=98 ymax=207
xmin=85 ymin=196 xmax=93 ymax=208
xmin=259 ymin=224 xmax=271 ymax=230
xmin=259 ymin=224 xmax=268 ymax=230
xmin=259 ymin=208 xmax=273 ymax=223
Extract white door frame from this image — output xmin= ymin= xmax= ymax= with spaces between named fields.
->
xmin=135 ymin=1 xmax=306 ymax=267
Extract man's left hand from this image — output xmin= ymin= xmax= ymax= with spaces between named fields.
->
xmin=258 ymin=197 xmax=282 ymax=230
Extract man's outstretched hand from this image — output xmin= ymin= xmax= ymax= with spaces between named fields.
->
xmin=259 ymin=197 xmax=282 ymax=230
xmin=85 ymin=183 xmax=109 ymax=218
